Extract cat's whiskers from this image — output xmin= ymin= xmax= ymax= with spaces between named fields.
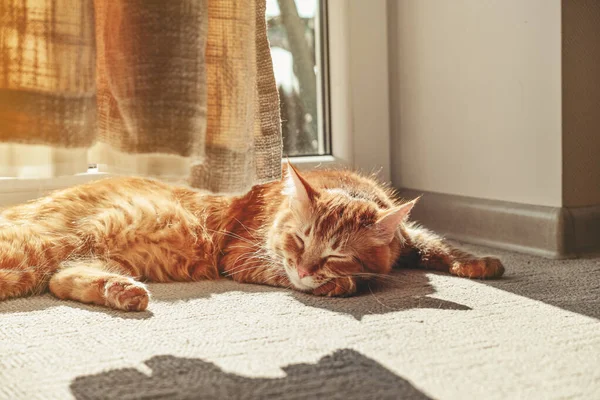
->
xmin=226 ymin=252 xmax=283 ymax=278
xmin=232 ymin=217 xmax=261 ymax=239
xmin=225 ymin=263 xmax=273 ymax=277
xmin=228 ymin=251 xmax=276 ymax=271
xmin=259 ymin=270 xmax=283 ymax=285
xmin=226 ymin=245 xmax=262 ymax=251
xmin=366 ymin=281 xmax=397 ymax=310
xmin=206 ymin=229 xmax=261 ymax=247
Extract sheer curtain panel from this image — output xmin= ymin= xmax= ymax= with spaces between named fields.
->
xmin=0 ymin=0 xmax=282 ymax=192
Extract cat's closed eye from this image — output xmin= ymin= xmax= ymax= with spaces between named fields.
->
xmin=293 ymin=234 xmax=304 ymax=249
xmin=323 ymin=254 xmax=351 ymax=264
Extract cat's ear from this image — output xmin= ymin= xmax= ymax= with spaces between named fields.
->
xmin=283 ymin=162 xmax=319 ymax=215
xmin=374 ymin=198 xmax=419 ymax=243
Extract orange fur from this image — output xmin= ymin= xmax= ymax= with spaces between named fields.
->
xmin=0 ymin=165 xmax=504 ymax=311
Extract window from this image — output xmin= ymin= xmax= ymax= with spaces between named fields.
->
xmin=267 ymin=0 xmax=391 ymax=182
xmin=266 ymin=0 xmax=329 ymax=156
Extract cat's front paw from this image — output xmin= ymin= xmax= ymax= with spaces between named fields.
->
xmin=311 ymin=277 xmax=357 ymax=297
xmin=104 ymin=279 xmax=150 ymax=311
xmin=450 ymin=256 xmax=505 ymax=279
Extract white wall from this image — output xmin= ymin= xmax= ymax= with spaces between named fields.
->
xmin=389 ymin=0 xmax=562 ymax=207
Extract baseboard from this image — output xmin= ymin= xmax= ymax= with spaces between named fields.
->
xmin=399 ymin=189 xmax=600 ymax=259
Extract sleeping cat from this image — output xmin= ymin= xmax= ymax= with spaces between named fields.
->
xmin=0 ymin=164 xmax=504 ymax=311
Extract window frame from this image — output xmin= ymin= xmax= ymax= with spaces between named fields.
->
xmin=291 ymin=0 xmax=391 ymax=182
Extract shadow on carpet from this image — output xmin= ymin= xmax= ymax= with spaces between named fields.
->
xmin=289 ymin=270 xmax=470 ymax=320
xmin=70 ymin=349 xmax=432 ymax=400
xmin=0 ymin=270 xmax=470 ymax=321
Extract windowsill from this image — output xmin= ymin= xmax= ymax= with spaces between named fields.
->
xmin=288 ymin=155 xmax=346 ymax=170
xmin=0 ymin=169 xmax=106 ymax=193
xmin=0 ymin=169 xmax=108 ymax=208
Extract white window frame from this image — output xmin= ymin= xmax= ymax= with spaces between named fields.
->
xmin=292 ymin=0 xmax=391 ymax=181
xmin=0 ymin=0 xmax=391 ymax=208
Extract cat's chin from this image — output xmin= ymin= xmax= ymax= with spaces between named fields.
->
xmin=286 ymin=271 xmax=326 ymax=292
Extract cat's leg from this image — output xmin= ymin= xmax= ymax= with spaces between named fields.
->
xmin=48 ymin=259 xmax=150 ymax=311
xmin=0 ymin=245 xmax=57 ymax=301
xmin=0 ymin=266 xmax=52 ymax=301
xmin=399 ymin=223 xmax=505 ymax=278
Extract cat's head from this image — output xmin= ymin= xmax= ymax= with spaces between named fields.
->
xmin=270 ymin=163 xmax=416 ymax=292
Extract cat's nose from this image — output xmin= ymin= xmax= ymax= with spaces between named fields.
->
xmin=297 ymin=268 xmax=311 ymax=279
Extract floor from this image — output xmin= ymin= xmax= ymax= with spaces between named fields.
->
xmin=1 ymin=243 xmax=599 ymax=399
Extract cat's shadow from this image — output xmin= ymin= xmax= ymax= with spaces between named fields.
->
xmin=0 ymin=270 xmax=470 ymax=321
xmin=288 ymin=271 xmax=470 ymax=320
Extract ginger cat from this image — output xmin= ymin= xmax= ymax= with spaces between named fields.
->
xmin=0 ymin=164 xmax=504 ymax=311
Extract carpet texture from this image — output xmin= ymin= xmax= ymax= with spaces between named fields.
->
xmin=1 ymin=243 xmax=599 ymax=399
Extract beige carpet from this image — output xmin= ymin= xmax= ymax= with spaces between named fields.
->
xmin=1 ymin=243 xmax=599 ymax=399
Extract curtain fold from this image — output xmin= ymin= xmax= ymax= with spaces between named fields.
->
xmin=0 ymin=0 xmax=282 ymax=192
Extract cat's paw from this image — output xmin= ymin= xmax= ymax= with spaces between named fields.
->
xmin=104 ymin=279 xmax=150 ymax=311
xmin=311 ymin=277 xmax=357 ymax=297
xmin=450 ymin=256 xmax=505 ymax=279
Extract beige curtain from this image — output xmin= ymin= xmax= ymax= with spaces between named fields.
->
xmin=0 ymin=0 xmax=282 ymax=192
